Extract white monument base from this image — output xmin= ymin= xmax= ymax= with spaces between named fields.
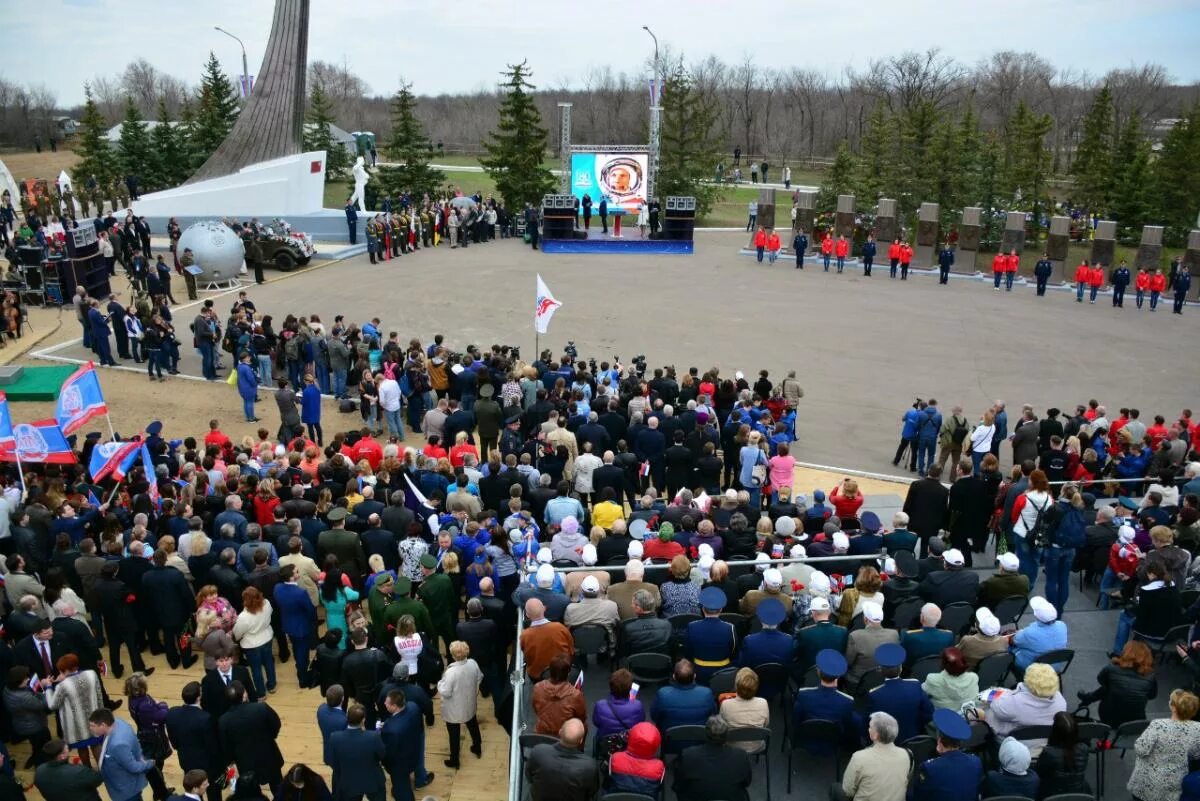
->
xmin=133 ymin=151 xmax=328 ymax=218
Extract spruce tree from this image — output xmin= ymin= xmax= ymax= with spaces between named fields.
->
xmin=375 ymin=82 xmax=444 ymax=199
xmin=977 ymin=134 xmax=1005 ymax=248
xmin=926 ymin=117 xmax=962 ymax=229
xmin=176 ymin=96 xmax=202 ymax=172
xmin=117 ymin=96 xmax=153 ymax=187
xmin=817 ymin=142 xmax=856 ymax=213
xmin=1071 ymin=85 xmax=1115 ymax=212
xmin=656 ymin=64 xmax=723 ymax=216
xmin=481 ymin=61 xmax=555 ymax=208
xmin=956 ymin=105 xmax=983 ymax=205
xmin=149 ymin=97 xmax=185 ymax=189
xmin=1110 ymin=114 xmax=1155 ymax=243
xmin=1152 ymin=105 xmax=1200 ymax=245
xmin=853 ymin=103 xmax=893 ymax=205
xmin=303 ymin=79 xmax=351 ymax=182
xmin=192 ymin=52 xmax=240 ymax=163
xmin=73 ymin=86 xmax=114 ymax=186
xmin=1006 ymin=101 xmax=1053 ymax=237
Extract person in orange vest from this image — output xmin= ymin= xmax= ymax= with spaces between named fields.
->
xmin=820 ymin=232 xmax=834 ymax=271
xmin=1003 ymin=249 xmax=1019 ymax=292
xmin=992 ymin=252 xmax=1006 ymax=291
xmin=766 ymin=229 xmax=782 ymax=264
xmin=753 ymin=226 xmax=767 ymax=263
xmin=1134 ymin=267 xmax=1150 ymax=309
xmin=1148 ymin=268 xmax=1166 ymax=311
xmin=1074 ymin=260 xmax=1091 ymax=302
xmin=1087 ymin=261 xmax=1105 ymax=303
xmin=889 ymin=238 xmax=902 ymax=278
xmin=834 ymin=235 xmax=850 ymax=273
xmin=899 ymin=242 xmax=913 ymax=280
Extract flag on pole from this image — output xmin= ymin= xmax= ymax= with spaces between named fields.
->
xmin=534 ymin=274 xmax=562 ymax=335
xmin=55 ymin=362 xmax=108 ymax=435
xmin=88 ymin=440 xmax=140 ymax=483
xmin=140 ymin=444 xmax=158 ymax=505
xmin=0 ymin=392 xmax=13 ymax=446
xmin=0 ymin=420 xmax=77 ymax=464
xmin=112 ymin=442 xmax=141 ymax=482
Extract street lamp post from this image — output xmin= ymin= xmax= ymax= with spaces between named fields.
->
xmin=214 ymin=26 xmax=251 ymax=98
xmin=643 ymin=25 xmax=661 ymax=203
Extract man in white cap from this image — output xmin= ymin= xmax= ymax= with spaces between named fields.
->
xmin=563 ymin=575 xmax=620 ymax=651
xmin=563 ymin=544 xmax=612 ymax=601
xmin=512 ymin=563 xmax=570 ymax=623
xmin=1010 ymin=596 xmax=1068 ymax=675
xmin=793 ymin=593 xmax=848 ymax=677
xmin=780 ymin=543 xmax=814 ymax=591
xmin=880 ymin=551 xmax=921 ymax=621
xmin=978 ymin=551 xmax=1031 ymax=609
xmin=918 ymin=548 xmax=980 ymax=607
xmin=959 ymin=608 xmax=1009 ymax=670
xmin=740 ymin=567 xmax=794 ymax=619
xmin=827 ymin=530 xmax=858 ymax=576
xmin=607 ymin=558 xmax=661 ymax=621
xmin=735 ymin=552 xmax=774 ymax=597
xmin=845 ymin=601 xmax=900 ymax=688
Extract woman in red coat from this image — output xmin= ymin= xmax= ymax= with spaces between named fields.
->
xmin=753 ymin=226 xmax=767 ymax=263
xmin=992 ymin=253 xmax=1007 ymax=290
xmin=1087 ymin=262 xmax=1105 ymax=303
xmin=900 ymin=243 xmax=913 ymax=280
xmin=889 ymin=239 xmax=903 ymax=278
xmin=1149 ymin=269 xmax=1166 ymax=311
xmin=834 ymin=235 xmax=850 ymax=273
xmin=767 ymin=230 xmax=782 ymax=264
xmin=1134 ymin=268 xmax=1150 ymax=309
xmin=1003 ymin=249 xmax=1019 ymax=292
xmin=1074 ymin=260 xmax=1091 ymax=302
xmin=821 ymin=233 xmax=834 ymax=271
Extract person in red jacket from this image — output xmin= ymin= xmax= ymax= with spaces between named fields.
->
xmin=1134 ymin=267 xmax=1150 ymax=309
xmin=829 ymin=478 xmax=865 ymax=520
xmin=1074 ymin=260 xmax=1091 ymax=302
xmin=834 ymin=235 xmax=850 ymax=273
xmin=753 ymin=226 xmax=767 ymax=263
xmin=899 ymin=243 xmax=913 ymax=280
xmin=1149 ymin=268 xmax=1166 ymax=311
xmin=1003 ymin=249 xmax=1019 ymax=292
xmin=1087 ymin=262 xmax=1105 ymax=303
xmin=889 ymin=238 xmax=903 ymax=278
xmin=767 ymin=229 xmax=782 ymax=264
xmin=992 ymin=253 xmax=1006 ymax=291
xmin=821 ymin=232 xmax=834 ymax=271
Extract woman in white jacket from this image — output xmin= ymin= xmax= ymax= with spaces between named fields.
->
xmin=1010 ymin=470 xmax=1053 ymax=585
xmin=124 ymin=306 xmax=144 ymax=363
xmin=437 ymin=640 xmax=483 ymax=769
xmin=232 ymin=586 xmax=276 ymax=696
xmin=970 ymin=409 xmax=997 ymax=476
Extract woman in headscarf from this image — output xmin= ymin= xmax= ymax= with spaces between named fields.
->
xmin=982 ymin=737 xmax=1039 ymax=799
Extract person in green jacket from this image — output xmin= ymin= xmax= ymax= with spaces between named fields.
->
xmin=383 ymin=578 xmax=433 ymax=642
xmin=417 ymin=553 xmax=457 ymax=655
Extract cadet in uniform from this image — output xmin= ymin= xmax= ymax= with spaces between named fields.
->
xmin=938 ymin=246 xmax=955 ymax=285
xmin=792 ymin=649 xmax=860 ymax=756
xmin=738 ymin=598 xmax=793 ymax=697
xmin=684 ymin=586 xmax=738 ymax=685
xmin=913 ymin=708 xmax=982 ymax=801
xmin=865 ymin=642 xmax=934 ymax=743
xmin=1111 ymin=261 xmax=1131 ymax=308
xmin=365 ymin=217 xmax=379 ymax=264
xmin=792 ymin=229 xmax=808 ymax=269
xmin=1033 ymin=253 xmax=1052 ymax=296
xmin=418 ymin=552 xmax=458 ymax=655
xmin=179 ymin=247 xmax=199 ymax=300
xmin=861 ymin=235 xmax=876 ymax=276
xmin=901 ymin=604 xmax=955 ymax=668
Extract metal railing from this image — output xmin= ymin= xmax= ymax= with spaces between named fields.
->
xmin=550 ymin=551 xmax=884 ymax=572
xmin=507 ymin=604 xmax=527 ymax=801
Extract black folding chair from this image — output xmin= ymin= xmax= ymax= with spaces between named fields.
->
xmin=939 ymin=602 xmax=975 ymax=637
xmin=719 ymin=612 xmax=750 ymax=642
xmin=1073 ymin=720 xmax=1110 ymax=798
xmin=893 ymin=597 xmax=925 ymax=631
xmin=599 ymin=794 xmax=657 ymax=801
xmin=1042 ymin=794 xmax=1095 ymax=801
xmin=1135 ymin=623 xmax=1191 ymax=663
xmin=726 ymin=725 xmax=772 ymax=801
xmin=753 ymin=661 xmax=790 ymax=703
xmin=708 ymin=667 xmax=740 ymax=697
xmin=964 ymin=720 xmax=990 ymax=755
xmin=909 ymin=654 xmax=943 ymax=683
xmin=801 ymin=665 xmax=821 ymax=688
xmin=902 ymin=734 xmax=938 ymax=767
xmin=787 ymin=719 xmax=841 ymax=794
xmin=1099 ymin=719 xmax=1149 ymax=797
xmin=624 ymin=652 xmax=673 ymax=686
xmin=848 ymin=613 xmax=865 ymax=632
xmin=1033 ymin=648 xmax=1075 ymax=677
xmin=980 ymin=796 xmax=1035 ymax=801
xmin=570 ymin=623 xmax=609 ymax=667
xmin=664 ymin=723 xmax=707 ymax=757
xmin=1008 ymin=725 xmax=1053 ymax=743
xmin=854 ymin=667 xmax=885 ymax=709
xmin=976 ymin=652 xmax=1014 ymax=690
xmin=551 ymin=559 xmax=578 ymax=569
xmin=993 ymin=595 xmax=1029 ymax=627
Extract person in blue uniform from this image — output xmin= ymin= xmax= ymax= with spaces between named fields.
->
xmin=1034 ymin=253 xmax=1052 ymax=296
xmin=685 ymin=586 xmax=739 ymax=685
xmin=344 ymin=199 xmax=358 ymax=245
xmin=792 ymin=649 xmax=861 ymax=756
xmin=1111 ymin=262 xmax=1131 ymax=307
xmin=738 ymin=598 xmax=793 ymax=697
xmin=938 ymin=246 xmax=955 ymax=285
xmin=865 ymin=642 xmax=934 ymax=743
xmin=914 ymin=708 xmax=983 ymax=801
xmin=1173 ymin=264 xmax=1192 ymax=314
xmin=793 ymin=229 xmax=808 ymax=269
xmin=901 ymin=604 xmax=956 ymax=668
xmin=792 ymin=596 xmax=847 ymax=679
xmin=861 ymin=236 xmax=877 ymax=276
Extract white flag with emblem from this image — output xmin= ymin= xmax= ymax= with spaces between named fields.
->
xmin=534 ymin=274 xmax=562 ymax=334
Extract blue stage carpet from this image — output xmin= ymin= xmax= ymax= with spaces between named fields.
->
xmin=541 ymin=238 xmax=693 ymax=255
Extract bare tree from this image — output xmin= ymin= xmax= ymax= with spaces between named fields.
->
xmin=857 ymin=49 xmax=966 ymax=117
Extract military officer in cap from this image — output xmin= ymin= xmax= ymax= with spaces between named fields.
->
xmin=914 ymin=708 xmax=982 ymax=801
xmin=738 ymin=597 xmax=793 ymax=697
xmin=365 ymin=217 xmax=379 ymax=264
xmin=382 ymin=575 xmax=434 ymax=641
xmin=865 ymin=642 xmax=934 ymax=743
xmin=792 ymin=649 xmax=861 ymax=755
xmin=318 ymin=507 xmax=367 ymax=578
xmin=684 ymin=586 xmax=738 ymax=685
xmin=418 ymin=552 xmax=458 ymax=655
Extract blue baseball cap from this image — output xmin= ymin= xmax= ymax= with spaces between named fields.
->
xmin=874 ymin=642 xmax=906 ymax=669
xmin=815 ymin=649 xmax=847 ymax=678
xmin=755 ymin=598 xmax=786 ymax=626
xmin=932 ymin=709 xmax=972 ymax=741
xmin=700 ymin=586 xmax=727 ymax=611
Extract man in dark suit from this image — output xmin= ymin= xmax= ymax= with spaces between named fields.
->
xmin=327 ymin=703 xmax=386 ymax=801
xmin=165 ymin=682 xmax=223 ymax=801
xmin=117 ymin=542 xmax=162 ymax=654
xmin=947 ymin=459 xmax=993 ymax=562
xmin=381 ymin=690 xmax=433 ymax=801
xmin=91 ymin=562 xmax=149 ymax=678
xmin=50 ymin=601 xmax=102 ymax=672
xmin=376 ymin=663 xmax=433 ymax=727
xmin=918 ymin=549 xmax=980 ymax=608
xmin=902 ymin=465 xmax=950 ymax=553
xmin=201 ymin=654 xmax=257 ymax=719
xmin=672 ymin=716 xmax=752 ymax=801
xmin=34 ymin=739 xmax=104 ymax=801
xmin=634 ymin=417 xmax=667 ymax=491
xmin=208 ymin=548 xmax=247 ymax=611
xmin=340 ymin=628 xmax=391 ymax=729
xmin=141 ymin=550 xmax=198 ymax=669
xmin=380 ymin=494 xmax=414 ymax=539
xmin=14 ymin=619 xmax=70 ymax=680
xmin=575 ymin=414 xmax=610 ymax=456
xmin=5 ymin=595 xmax=45 ymax=643
xmin=217 ymin=681 xmax=283 ymax=795
xmin=353 ymin=486 xmax=386 ymax=525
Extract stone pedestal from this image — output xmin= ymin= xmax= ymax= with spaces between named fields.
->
xmin=875 ymin=198 xmax=898 ymax=246
xmin=1135 ymin=225 xmax=1163 ymax=271
xmin=1047 ymin=215 xmax=1071 ymax=280
xmin=1090 ymin=220 xmax=1116 ymax=268
xmin=747 ymin=187 xmax=776 ymax=248
xmin=958 ymin=207 xmax=982 ymax=272
xmin=1186 ymin=230 xmax=1200 ymax=299
xmin=915 ymin=202 xmax=940 ymax=268
xmin=793 ymin=190 xmax=816 ymax=239
xmin=835 ymin=194 xmax=855 ymax=239
xmin=1000 ymin=211 xmax=1026 ymax=257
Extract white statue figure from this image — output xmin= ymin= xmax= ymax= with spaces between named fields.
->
xmin=350 ymin=156 xmax=369 ymax=213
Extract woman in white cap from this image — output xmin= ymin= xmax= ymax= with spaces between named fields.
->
xmin=1010 ymin=596 xmax=1068 ymax=675
xmin=1099 ymin=525 xmax=1141 ymax=609
xmin=958 ymin=608 xmax=1008 ymax=670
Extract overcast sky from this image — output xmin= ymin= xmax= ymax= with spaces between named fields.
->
xmin=7 ymin=0 xmax=1200 ymax=106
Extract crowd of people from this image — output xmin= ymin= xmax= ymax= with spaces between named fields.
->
xmin=353 ymin=192 xmax=517 ymax=263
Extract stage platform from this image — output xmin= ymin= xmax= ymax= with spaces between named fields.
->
xmin=0 ymin=364 xmax=75 ymax=401
xmin=542 ymin=236 xmax=693 ymax=255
